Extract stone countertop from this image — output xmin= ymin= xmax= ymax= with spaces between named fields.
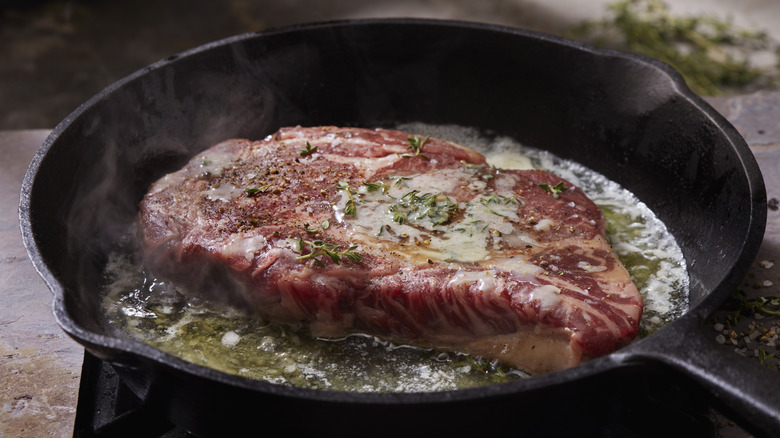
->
xmin=1 ymin=92 xmax=778 ymax=437
xmin=0 ymin=130 xmax=82 ymax=437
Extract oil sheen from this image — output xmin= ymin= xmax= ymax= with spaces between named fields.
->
xmin=99 ymin=124 xmax=689 ymax=392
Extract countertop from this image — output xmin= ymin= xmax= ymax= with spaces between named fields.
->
xmin=1 ymin=92 xmax=778 ymax=437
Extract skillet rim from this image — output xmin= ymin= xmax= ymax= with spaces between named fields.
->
xmin=19 ymin=17 xmax=767 ymax=405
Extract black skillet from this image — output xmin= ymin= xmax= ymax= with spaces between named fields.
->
xmin=19 ymin=19 xmax=772 ymax=437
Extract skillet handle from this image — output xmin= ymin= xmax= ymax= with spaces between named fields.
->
xmin=626 ymin=314 xmax=780 ymax=438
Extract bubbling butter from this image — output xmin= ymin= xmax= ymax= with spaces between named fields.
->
xmin=100 ymin=123 xmax=690 ymax=392
xmin=334 ymin=168 xmax=528 ymax=264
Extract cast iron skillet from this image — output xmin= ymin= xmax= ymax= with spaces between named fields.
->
xmin=19 ymin=19 xmax=771 ymax=437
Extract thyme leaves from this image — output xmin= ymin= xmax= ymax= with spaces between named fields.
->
xmin=389 ymin=190 xmax=459 ymax=226
xmin=337 ymin=180 xmax=357 ymax=217
xmin=539 ymin=182 xmax=569 ymax=199
xmin=244 ymin=184 xmax=274 ymax=196
xmin=363 ymin=181 xmax=390 ymax=194
xmin=300 ymin=141 xmax=318 ymax=157
xmin=573 ymin=0 xmax=777 ymax=95
xmin=400 ymin=135 xmax=430 ymax=159
xmin=479 ymin=193 xmax=520 ymax=217
xmin=303 ymin=220 xmax=330 ymax=234
xmin=728 ymin=289 xmax=780 ymax=323
xmin=296 ymin=238 xmax=362 ymax=267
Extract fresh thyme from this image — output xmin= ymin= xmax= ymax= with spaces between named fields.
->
xmin=480 ymin=194 xmax=520 ymax=216
xmin=337 ymin=180 xmax=357 ymax=217
xmin=481 ymin=194 xmax=520 ymax=205
xmin=296 ymin=238 xmax=362 ymax=267
xmin=244 ymin=184 xmax=273 ymax=196
xmin=303 ymin=220 xmax=330 ymax=234
xmin=393 ymin=176 xmax=412 ymax=187
xmin=758 ymin=348 xmax=777 ymax=368
xmin=728 ymin=289 xmax=780 ymax=323
xmin=401 ymin=135 xmax=430 ymax=159
xmin=389 ymin=190 xmax=459 ymax=226
xmin=363 ymin=181 xmax=390 ymax=194
xmin=300 ymin=141 xmax=318 ymax=157
xmin=539 ymin=182 xmax=569 ymax=199
xmin=572 ymin=0 xmax=776 ymax=95
xmin=465 ymin=163 xmax=497 ymax=180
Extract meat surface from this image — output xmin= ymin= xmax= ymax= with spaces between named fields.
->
xmin=139 ymin=126 xmax=643 ymax=375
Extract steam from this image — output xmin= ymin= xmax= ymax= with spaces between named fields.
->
xmin=61 ymin=35 xmax=307 ymax=322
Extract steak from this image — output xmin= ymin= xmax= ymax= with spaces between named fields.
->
xmin=139 ymin=126 xmax=643 ymax=375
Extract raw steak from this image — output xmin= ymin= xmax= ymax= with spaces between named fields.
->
xmin=139 ymin=126 xmax=643 ymax=374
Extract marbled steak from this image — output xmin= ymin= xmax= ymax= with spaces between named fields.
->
xmin=139 ymin=126 xmax=643 ymax=375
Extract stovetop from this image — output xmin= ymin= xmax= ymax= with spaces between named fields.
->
xmin=73 ymin=351 xmax=719 ymax=438
xmin=73 ymin=352 xmax=191 ymax=438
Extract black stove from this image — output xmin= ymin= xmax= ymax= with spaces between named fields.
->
xmin=73 ymin=352 xmax=192 ymax=438
xmin=72 ymin=351 xmax=719 ymax=438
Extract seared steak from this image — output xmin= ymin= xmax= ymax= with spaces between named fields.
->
xmin=139 ymin=126 xmax=643 ymax=374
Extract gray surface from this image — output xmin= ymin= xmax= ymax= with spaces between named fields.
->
xmin=0 ymin=130 xmax=82 ymax=438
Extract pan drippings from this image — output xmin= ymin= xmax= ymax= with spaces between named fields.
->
xmin=99 ymin=124 xmax=689 ymax=392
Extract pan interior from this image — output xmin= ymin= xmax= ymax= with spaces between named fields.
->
xmin=96 ymin=122 xmax=689 ymax=391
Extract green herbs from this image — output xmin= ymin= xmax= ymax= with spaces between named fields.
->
xmin=363 ymin=181 xmax=390 ymax=194
xmin=296 ymin=238 xmax=362 ymax=267
xmin=303 ymin=220 xmax=330 ymax=234
xmin=244 ymin=184 xmax=274 ymax=196
xmin=363 ymin=178 xmax=408 ymax=194
xmin=479 ymin=194 xmax=520 ymax=216
xmin=300 ymin=142 xmax=318 ymax=157
xmin=296 ymin=220 xmax=359 ymax=267
xmin=389 ymin=190 xmax=459 ymax=226
xmin=728 ymin=289 xmax=780 ymax=323
xmin=337 ymin=181 xmax=357 ymax=217
xmin=572 ymin=0 xmax=777 ymax=95
xmin=758 ymin=348 xmax=777 ymax=368
xmin=465 ymin=163 xmax=497 ymax=181
xmin=539 ymin=182 xmax=569 ymax=199
xmin=401 ymin=135 xmax=430 ymax=159
xmin=393 ymin=176 xmax=412 ymax=187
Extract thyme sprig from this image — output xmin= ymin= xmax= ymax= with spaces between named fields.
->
xmin=539 ymin=182 xmax=569 ymax=199
xmin=392 ymin=176 xmax=412 ymax=187
xmin=401 ymin=135 xmax=430 ymax=159
xmin=479 ymin=193 xmax=520 ymax=216
xmin=303 ymin=220 xmax=330 ymax=234
xmin=572 ymin=0 xmax=776 ymax=95
xmin=337 ymin=180 xmax=357 ymax=217
xmin=244 ymin=184 xmax=273 ymax=196
xmin=363 ymin=181 xmax=390 ymax=194
xmin=758 ymin=348 xmax=777 ymax=368
xmin=300 ymin=141 xmax=318 ymax=157
xmin=389 ymin=190 xmax=459 ymax=226
xmin=296 ymin=238 xmax=362 ymax=267
xmin=728 ymin=288 xmax=780 ymax=323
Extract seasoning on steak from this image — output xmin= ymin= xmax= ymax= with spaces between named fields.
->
xmin=139 ymin=126 xmax=643 ymax=375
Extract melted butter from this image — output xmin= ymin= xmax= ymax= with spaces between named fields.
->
xmin=447 ymin=270 xmax=500 ymax=293
xmin=100 ymin=123 xmax=690 ymax=392
xmin=216 ymin=234 xmax=268 ymax=262
xmin=150 ymin=149 xmax=239 ymax=196
xmin=205 ymin=183 xmax=243 ymax=202
xmin=337 ymin=168 xmax=528 ymax=263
